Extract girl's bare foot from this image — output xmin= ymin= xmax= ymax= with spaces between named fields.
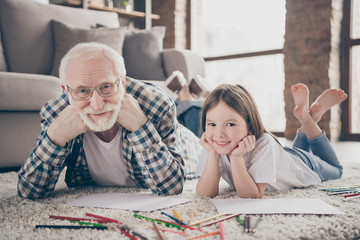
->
xmin=178 ymin=85 xmax=194 ymax=102
xmin=310 ymin=89 xmax=348 ymax=123
xmin=291 ymin=83 xmax=311 ymax=123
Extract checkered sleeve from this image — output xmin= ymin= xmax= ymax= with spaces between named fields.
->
xmin=17 ymin=95 xmax=71 ymax=199
xmin=127 ymin=97 xmax=185 ymax=195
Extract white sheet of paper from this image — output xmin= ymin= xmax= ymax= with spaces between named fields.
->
xmin=211 ymin=198 xmax=344 ymax=215
xmin=66 ymin=192 xmax=191 ymax=211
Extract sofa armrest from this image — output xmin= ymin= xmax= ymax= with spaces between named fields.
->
xmin=0 ymin=72 xmax=62 ymax=111
xmin=162 ymin=49 xmax=206 ymax=81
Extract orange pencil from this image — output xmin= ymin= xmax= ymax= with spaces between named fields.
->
xmin=186 ymin=230 xmax=220 ymax=240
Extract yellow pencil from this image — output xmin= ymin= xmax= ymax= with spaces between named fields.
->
xmin=172 ymin=209 xmax=183 ymax=222
xmin=189 ymin=213 xmax=227 ymax=226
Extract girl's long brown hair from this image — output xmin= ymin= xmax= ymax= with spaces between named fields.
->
xmin=200 ymin=84 xmax=279 ymax=143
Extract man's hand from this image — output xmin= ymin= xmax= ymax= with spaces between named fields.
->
xmin=117 ymin=93 xmax=148 ymax=132
xmin=230 ymin=135 xmax=256 ymax=158
xmin=47 ymin=105 xmax=88 ymax=147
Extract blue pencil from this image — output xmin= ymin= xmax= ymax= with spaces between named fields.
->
xmin=161 ymin=212 xmax=188 ymax=226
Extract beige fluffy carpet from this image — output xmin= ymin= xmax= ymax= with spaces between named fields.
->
xmin=1 ymin=158 xmax=359 ymax=240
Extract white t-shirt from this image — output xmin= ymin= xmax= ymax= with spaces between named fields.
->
xmin=196 ymin=133 xmax=321 ymax=191
xmin=83 ymin=128 xmax=136 ymax=187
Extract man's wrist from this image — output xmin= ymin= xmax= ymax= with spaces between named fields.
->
xmin=47 ymin=125 xmax=67 ymax=148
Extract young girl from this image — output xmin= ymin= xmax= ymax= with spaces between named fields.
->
xmin=196 ymin=83 xmax=348 ymax=198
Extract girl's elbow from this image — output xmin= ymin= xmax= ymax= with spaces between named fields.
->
xmin=197 ymin=192 xmax=218 ymax=198
xmin=196 ymin=187 xmax=218 ymax=198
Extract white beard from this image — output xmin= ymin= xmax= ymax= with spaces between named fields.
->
xmin=78 ymin=86 xmax=124 ymax=132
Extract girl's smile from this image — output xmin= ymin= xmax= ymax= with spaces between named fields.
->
xmin=205 ymin=101 xmax=249 ymax=156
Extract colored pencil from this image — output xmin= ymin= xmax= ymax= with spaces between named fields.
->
xmin=172 ymin=209 xmax=183 ymax=222
xmin=243 ymin=216 xmax=248 ymax=232
xmin=236 ymin=215 xmax=243 ymax=225
xmin=219 ymin=222 xmax=225 ymax=240
xmin=251 ymin=216 xmax=262 ymax=233
xmin=328 ymin=190 xmax=357 ymax=195
xmin=117 ymin=226 xmax=138 ymax=240
xmin=155 ymin=218 xmax=202 ymax=232
xmin=85 ymin=213 xmax=121 ymax=224
xmin=247 ymin=215 xmax=251 ymax=233
xmin=319 ymin=185 xmax=360 ymax=191
xmin=186 ymin=230 xmax=220 ymax=240
xmin=49 ymin=215 xmax=107 ymax=223
xmin=189 ymin=213 xmax=227 ymax=226
xmin=343 ymin=194 xmax=360 ymax=201
xmin=134 ymin=214 xmax=182 ymax=229
xmin=69 ymin=220 xmax=105 ymax=227
xmin=161 ymin=212 xmax=188 ymax=226
xmin=119 ymin=226 xmax=148 ymax=240
xmin=35 ymin=224 xmax=107 ymax=230
xmin=189 ymin=211 xmax=194 ymax=225
xmin=344 ymin=193 xmax=360 ymax=198
xmin=201 ymin=213 xmax=242 ymax=227
xmin=152 ymin=223 xmax=164 ymax=240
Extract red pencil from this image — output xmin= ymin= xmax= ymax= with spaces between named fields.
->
xmin=49 ymin=215 xmax=107 ymax=223
xmin=117 ymin=226 xmax=137 ymax=240
xmin=344 ymin=193 xmax=360 ymax=198
xmin=85 ymin=213 xmax=121 ymax=224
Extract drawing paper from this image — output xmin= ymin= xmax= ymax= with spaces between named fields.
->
xmin=211 ymin=198 xmax=345 ymax=215
xmin=66 ymin=192 xmax=191 ymax=211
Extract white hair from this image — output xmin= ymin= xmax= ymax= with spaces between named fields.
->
xmin=58 ymin=42 xmax=126 ymax=85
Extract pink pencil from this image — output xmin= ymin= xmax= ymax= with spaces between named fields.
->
xmin=219 ymin=222 xmax=225 ymax=240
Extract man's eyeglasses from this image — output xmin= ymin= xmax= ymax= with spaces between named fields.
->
xmin=67 ymin=80 xmax=121 ymax=101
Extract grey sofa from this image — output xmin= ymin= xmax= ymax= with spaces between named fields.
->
xmin=0 ymin=0 xmax=205 ymax=170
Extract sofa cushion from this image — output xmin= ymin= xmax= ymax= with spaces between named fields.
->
xmin=123 ymin=27 xmax=167 ymax=80
xmin=0 ymin=31 xmax=7 ymax=72
xmin=51 ymin=20 xmax=127 ymax=77
xmin=0 ymin=0 xmax=119 ymax=75
xmin=0 ymin=72 xmax=62 ymax=111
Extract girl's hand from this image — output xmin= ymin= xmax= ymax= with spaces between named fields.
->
xmin=230 ymin=135 xmax=256 ymax=158
xmin=199 ymin=132 xmax=215 ymax=152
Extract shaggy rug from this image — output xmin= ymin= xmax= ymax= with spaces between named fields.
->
xmin=1 ymin=143 xmax=360 ymax=240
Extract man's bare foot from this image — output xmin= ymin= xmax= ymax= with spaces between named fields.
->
xmin=310 ymin=88 xmax=348 ymax=123
xmin=291 ymin=83 xmax=310 ymax=123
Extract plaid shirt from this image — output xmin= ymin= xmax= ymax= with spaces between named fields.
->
xmin=18 ymin=78 xmax=201 ymax=199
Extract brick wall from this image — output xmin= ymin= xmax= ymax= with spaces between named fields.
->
xmin=152 ymin=0 xmax=188 ymax=49
xmin=283 ymin=0 xmax=343 ymax=140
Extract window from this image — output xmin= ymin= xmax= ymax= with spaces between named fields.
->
xmin=191 ymin=0 xmax=286 ymax=133
xmin=343 ymin=0 xmax=360 ymax=140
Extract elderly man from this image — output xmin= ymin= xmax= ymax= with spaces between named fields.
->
xmin=18 ymin=42 xmax=201 ymax=199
